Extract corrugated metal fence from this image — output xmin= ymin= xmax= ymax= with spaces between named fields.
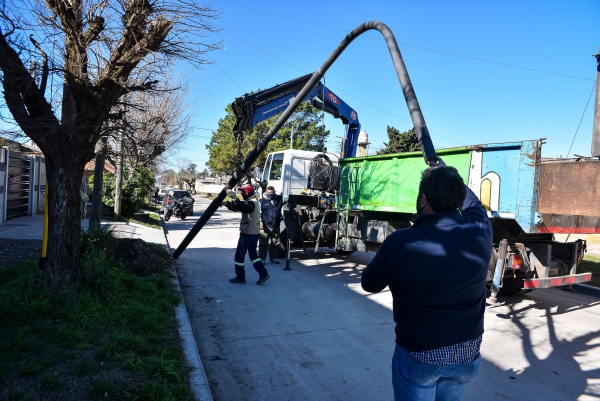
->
xmin=0 ymin=147 xmax=46 ymax=225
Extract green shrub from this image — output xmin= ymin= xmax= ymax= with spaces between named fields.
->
xmin=90 ymin=165 xmax=155 ymax=217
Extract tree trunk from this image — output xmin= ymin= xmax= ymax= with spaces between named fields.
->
xmin=89 ymin=136 xmax=108 ymax=228
xmin=43 ymin=156 xmax=87 ymax=287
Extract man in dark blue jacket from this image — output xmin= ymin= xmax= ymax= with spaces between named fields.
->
xmin=361 ymin=163 xmax=492 ymax=401
xmin=259 ymin=186 xmax=284 ymax=264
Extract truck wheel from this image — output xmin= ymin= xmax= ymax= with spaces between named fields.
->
xmin=336 ymin=250 xmax=355 ymax=256
xmin=498 ymin=272 xmax=526 ymax=296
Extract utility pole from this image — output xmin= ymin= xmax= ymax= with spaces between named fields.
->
xmin=592 ymin=47 xmax=600 ymax=157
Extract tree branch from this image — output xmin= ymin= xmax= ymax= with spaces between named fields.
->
xmin=0 ymin=32 xmax=58 ymax=146
xmin=83 ymin=15 xmax=104 ymax=46
xmin=28 ymin=35 xmax=49 ymax=95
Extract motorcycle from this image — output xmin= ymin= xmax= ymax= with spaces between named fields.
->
xmin=164 ymin=197 xmax=189 ymax=221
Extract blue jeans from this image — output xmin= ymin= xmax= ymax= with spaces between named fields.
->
xmin=234 ymin=234 xmax=268 ymax=280
xmin=392 ymin=344 xmax=481 ymax=401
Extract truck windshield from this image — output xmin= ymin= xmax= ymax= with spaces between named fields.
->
xmin=263 ymin=154 xmax=272 ymax=182
xmin=269 ymin=153 xmax=284 ymax=180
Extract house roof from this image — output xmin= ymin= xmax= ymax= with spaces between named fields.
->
xmin=85 ymin=160 xmax=117 ymax=174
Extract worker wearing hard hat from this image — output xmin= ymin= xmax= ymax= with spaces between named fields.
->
xmin=223 ymin=184 xmax=270 ymax=285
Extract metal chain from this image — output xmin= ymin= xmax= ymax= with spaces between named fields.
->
xmin=236 ymin=130 xmax=244 ymax=168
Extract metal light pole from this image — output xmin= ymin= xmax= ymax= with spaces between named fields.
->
xmin=592 ymin=47 xmax=600 ymax=157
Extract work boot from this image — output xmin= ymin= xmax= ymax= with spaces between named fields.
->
xmin=229 ymin=278 xmax=246 ymax=284
xmin=256 ymin=275 xmax=270 ymax=285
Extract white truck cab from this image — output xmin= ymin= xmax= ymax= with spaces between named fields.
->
xmin=259 ymin=149 xmax=338 ymax=198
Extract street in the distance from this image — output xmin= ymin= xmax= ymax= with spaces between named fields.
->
xmin=166 ymin=197 xmax=600 ymax=401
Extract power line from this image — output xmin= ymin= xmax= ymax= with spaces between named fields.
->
xmin=222 ymin=27 xmax=465 ymax=146
xmin=216 ymin=0 xmax=594 ymax=82
xmin=223 ymin=29 xmax=305 ymax=74
xmin=566 ymin=82 xmax=596 ymax=158
xmin=206 ymin=55 xmax=246 ymax=91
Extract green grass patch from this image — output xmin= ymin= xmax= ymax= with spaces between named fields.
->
xmin=90 ymin=378 xmax=121 ymax=399
xmin=579 ymin=254 xmax=600 ymax=288
xmin=143 ymin=201 xmax=159 ymax=212
xmin=0 ymin=228 xmax=191 ymax=400
xmin=124 ymin=212 xmax=160 ymax=229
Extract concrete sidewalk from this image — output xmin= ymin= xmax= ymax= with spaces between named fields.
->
xmin=0 ymin=213 xmax=167 ymax=245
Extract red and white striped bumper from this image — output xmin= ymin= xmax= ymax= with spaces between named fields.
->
xmin=523 ymin=273 xmax=593 ymax=289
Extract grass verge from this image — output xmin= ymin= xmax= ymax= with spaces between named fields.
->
xmin=124 ymin=212 xmax=160 ymax=229
xmin=0 ymin=227 xmax=191 ymax=400
xmin=579 ymin=254 xmax=600 ymax=288
xmin=100 ymin=205 xmax=160 ymax=229
xmin=143 ymin=201 xmax=159 ymax=212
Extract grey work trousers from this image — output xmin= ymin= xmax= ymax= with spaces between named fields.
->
xmin=259 ymin=225 xmax=280 ymax=261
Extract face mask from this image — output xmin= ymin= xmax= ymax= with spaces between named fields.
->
xmin=266 ymin=193 xmax=273 ymax=199
xmin=416 ymin=193 xmax=427 ymax=217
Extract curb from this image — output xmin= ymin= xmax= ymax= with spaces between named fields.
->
xmin=161 ymin=220 xmax=213 ymax=401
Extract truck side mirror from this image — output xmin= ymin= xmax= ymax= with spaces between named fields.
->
xmin=253 ymin=167 xmax=263 ymax=183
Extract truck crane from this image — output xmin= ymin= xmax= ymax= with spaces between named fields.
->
xmin=173 ymin=21 xmax=593 ymax=297
xmin=231 ymin=73 xmax=361 ymax=159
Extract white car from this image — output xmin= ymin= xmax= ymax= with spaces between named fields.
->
xmin=157 ymin=188 xmax=169 ymax=201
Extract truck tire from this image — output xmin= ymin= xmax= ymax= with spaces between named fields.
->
xmin=498 ymin=271 xmax=526 ymax=296
xmin=336 ymin=250 xmax=355 ymax=256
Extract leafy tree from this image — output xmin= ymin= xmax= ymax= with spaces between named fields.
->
xmin=377 ymin=127 xmax=420 ymax=155
xmin=0 ymin=0 xmax=219 ymax=287
xmin=91 ymin=165 xmax=155 ymax=217
xmin=206 ymin=102 xmax=329 ymax=179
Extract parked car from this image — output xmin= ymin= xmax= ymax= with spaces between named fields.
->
xmin=160 ymin=190 xmax=195 ymax=215
xmin=157 ymin=188 xmax=169 ymax=202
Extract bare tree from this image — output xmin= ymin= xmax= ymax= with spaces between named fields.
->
xmin=159 ymin=168 xmax=177 ymax=186
xmin=124 ymin=82 xmax=196 ymax=165
xmin=0 ymin=0 xmax=219 ymax=287
xmin=88 ymin=77 xmax=197 ymax=226
xmin=176 ymin=160 xmax=198 ymax=190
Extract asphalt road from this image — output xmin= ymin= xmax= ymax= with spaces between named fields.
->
xmin=165 ymin=197 xmax=600 ymax=401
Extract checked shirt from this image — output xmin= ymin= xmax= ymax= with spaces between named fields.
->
xmin=409 ymin=336 xmax=482 ymax=365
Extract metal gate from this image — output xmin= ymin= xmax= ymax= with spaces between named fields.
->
xmin=6 ymin=151 xmax=31 ymax=219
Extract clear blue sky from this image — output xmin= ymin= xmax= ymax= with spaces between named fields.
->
xmin=175 ymin=0 xmax=599 ymax=170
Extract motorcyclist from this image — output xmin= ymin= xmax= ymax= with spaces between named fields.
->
xmin=223 ymin=185 xmax=270 ymax=285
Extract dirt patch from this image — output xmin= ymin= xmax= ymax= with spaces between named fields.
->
xmin=0 ymin=239 xmax=42 ymax=269
xmin=116 ymin=238 xmax=169 ymax=277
